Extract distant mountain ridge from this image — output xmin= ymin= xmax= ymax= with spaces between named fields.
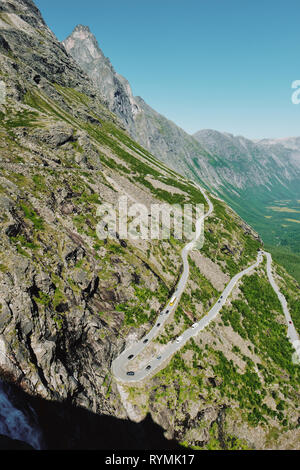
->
xmin=193 ymin=129 xmax=300 ymax=190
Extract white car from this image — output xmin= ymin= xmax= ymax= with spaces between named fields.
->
xmin=176 ymin=336 xmax=183 ymax=343
xmin=170 ymin=296 xmax=177 ymax=306
xmin=192 ymin=323 xmax=198 ymax=329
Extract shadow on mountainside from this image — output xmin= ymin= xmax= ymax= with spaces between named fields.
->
xmin=0 ymin=379 xmax=181 ymax=450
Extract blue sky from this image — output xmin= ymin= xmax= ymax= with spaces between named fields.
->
xmin=35 ymin=0 xmax=300 ymax=139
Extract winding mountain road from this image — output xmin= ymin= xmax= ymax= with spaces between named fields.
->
xmin=112 ymin=188 xmax=300 ymax=383
xmin=265 ymin=251 xmax=300 ymax=363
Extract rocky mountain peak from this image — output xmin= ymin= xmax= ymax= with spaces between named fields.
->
xmin=63 ymin=24 xmax=140 ymax=136
xmin=0 ymin=0 xmax=116 ymax=117
xmin=63 ymin=24 xmax=105 ymax=62
xmin=73 ymin=24 xmax=91 ymax=33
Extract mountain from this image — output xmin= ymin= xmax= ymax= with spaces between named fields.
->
xmin=63 ymin=27 xmax=300 ymax=281
xmin=259 ymin=136 xmax=300 ymax=152
xmin=193 ymin=130 xmax=300 ymax=281
xmin=193 ymin=129 xmax=300 ymax=190
xmin=62 ymin=25 xmax=139 ymax=139
xmin=62 ymin=26 xmax=213 ymax=178
xmin=0 ymin=0 xmax=300 ymax=450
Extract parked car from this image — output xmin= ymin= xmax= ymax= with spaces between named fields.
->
xmin=143 ymin=338 xmax=149 ymax=344
xmin=146 ymin=365 xmax=151 ymax=371
xmin=176 ymin=336 xmax=183 ymax=343
xmin=192 ymin=323 xmax=198 ymax=329
xmin=127 ymin=371 xmax=135 ymax=376
xmin=128 ymin=355 xmax=134 ymax=360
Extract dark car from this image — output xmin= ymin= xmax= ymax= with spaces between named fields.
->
xmin=157 ymin=356 xmax=162 ymax=361
xmin=143 ymin=339 xmax=149 ymax=344
xmin=289 ymin=321 xmax=292 ymax=324
xmin=127 ymin=371 xmax=135 ymax=376
xmin=165 ymin=310 xmax=169 ymax=314
xmin=128 ymin=355 xmax=134 ymax=360
xmin=146 ymin=365 xmax=151 ymax=371
xmin=157 ymin=323 xmax=161 ymax=327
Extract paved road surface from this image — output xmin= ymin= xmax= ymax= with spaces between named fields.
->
xmin=112 ymin=188 xmax=300 ymax=382
xmin=112 ymin=186 xmax=212 ymax=382
xmin=264 ymin=251 xmax=300 ymax=364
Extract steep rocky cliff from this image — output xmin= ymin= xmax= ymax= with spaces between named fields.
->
xmin=0 ymin=0 xmax=299 ymax=450
xmin=62 ymin=25 xmax=213 ymax=180
xmin=63 ymin=25 xmax=139 ymax=140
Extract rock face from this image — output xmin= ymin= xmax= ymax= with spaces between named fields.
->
xmin=1 ymin=3 xmax=83 ymax=93
xmin=0 ymin=0 xmax=300 ymax=451
xmin=0 ymin=0 xmax=176 ymax=430
xmin=63 ymin=25 xmax=139 ymax=138
xmin=62 ymin=25 xmax=212 ymax=180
